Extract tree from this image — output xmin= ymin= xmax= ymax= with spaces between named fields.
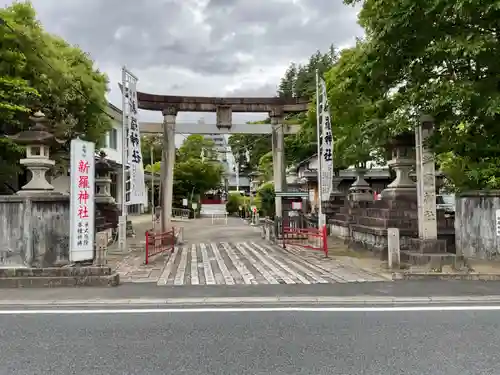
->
xmin=257 ymin=151 xmax=273 ymax=181
xmin=177 ymin=134 xmax=217 ymax=162
xmin=228 ymin=119 xmax=271 ymax=174
xmin=173 ymin=135 xmax=223 ymax=199
xmin=277 ymin=48 xmax=340 ymax=165
xmin=141 ymin=134 xmax=163 ymax=167
xmin=344 ymin=0 xmax=500 ymax=190
xmin=321 ymin=42 xmax=386 ymax=169
xmin=174 ymin=158 xmax=223 ymax=199
xmin=225 ymin=48 xmax=339 ymax=176
xmin=257 ymin=182 xmax=275 ymax=218
xmin=0 ymin=2 xmax=111 ymax=185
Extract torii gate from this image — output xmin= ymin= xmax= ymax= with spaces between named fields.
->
xmin=134 ymin=92 xmax=309 ymax=232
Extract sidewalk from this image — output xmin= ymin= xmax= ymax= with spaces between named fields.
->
xmin=2 ymin=280 xmax=500 ymax=302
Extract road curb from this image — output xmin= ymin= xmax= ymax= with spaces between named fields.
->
xmin=393 ymin=273 xmax=500 ymax=281
xmin=2 ymin=295 xmax=500 ymax=306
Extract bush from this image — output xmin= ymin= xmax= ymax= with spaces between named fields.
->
xmin=257 ymin=182 xmax=275 ymax=218
xmin=226 ymin=194 xmax=240 ymax=214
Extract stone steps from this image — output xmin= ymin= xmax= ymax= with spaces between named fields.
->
xmin=401 ymin=251 xmax=456 ymax=266
xmin=0 ymin=266 xmax=120 ymax=288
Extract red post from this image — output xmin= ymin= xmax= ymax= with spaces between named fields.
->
xmin=282 ymin=227 xmax=286 ymax=249
xmin=145 ymin=230 xmax=149 ymax=265
xmin=171 ymin=227 xmax=175 ymax=253
xmin=322 ymin=224 xmax=328 ymax=257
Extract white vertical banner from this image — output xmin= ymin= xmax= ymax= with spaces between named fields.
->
xmin=123 ymin=69 xmax=147 ymax=205
xmin=318 ymin=76 xmax=333 ymax=201
xmin=69 ymin=138 xmax=95 ymax=262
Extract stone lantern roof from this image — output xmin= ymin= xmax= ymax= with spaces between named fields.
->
xmin=95 ymin=150 xmax=113 ymax=174
xmin=8 ymin=110 xmax=64 ymax=146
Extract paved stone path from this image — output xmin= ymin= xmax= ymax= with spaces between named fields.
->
xmin=111 ymin=215 xmax=390 ymax=284
xmin=156 ymin=241 xmax=389 ymax=286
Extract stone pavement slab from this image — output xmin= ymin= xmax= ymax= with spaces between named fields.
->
xmin=104 ymin=216 xmax=393 ymax=285
xmin=156 ymin=241 xmax=390 ymax=286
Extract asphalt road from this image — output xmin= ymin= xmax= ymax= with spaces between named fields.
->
xmin=1 ymin=307 xmax=499 ymax=374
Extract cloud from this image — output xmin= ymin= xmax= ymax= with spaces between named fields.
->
xmin=1 ymin=0 xmax=364 ymax=123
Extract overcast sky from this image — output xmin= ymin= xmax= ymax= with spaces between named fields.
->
xmin=3 ymin=0 xmax=363 ymax=126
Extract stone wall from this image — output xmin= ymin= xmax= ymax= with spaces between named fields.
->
xmin=455 ymin=191 xmax=500 ymax=259
xmin=0 ymin=195 xmax=70 ymax=267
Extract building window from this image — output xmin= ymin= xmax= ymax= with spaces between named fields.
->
xmin=109 ymin=128 xmax=118 ymax=149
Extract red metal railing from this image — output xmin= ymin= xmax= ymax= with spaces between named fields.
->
xmin=282 ymin=224 xmax=328 ymax=257
xmin=145 ymin=228 xmax=176 ymax=264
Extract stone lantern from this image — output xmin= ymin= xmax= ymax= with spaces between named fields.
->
xmin=381 ymin=132 xmax=417 ymax=200
xmin=95 ymin=151 xmax=115 ymax=204
xmin=348 ymin=163 xmax=373 ymax=202
xmin=8 ymin=110 xmax=64 ymax=195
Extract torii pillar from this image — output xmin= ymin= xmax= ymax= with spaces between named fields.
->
xmin=271 ymin=108 xmax=286 ymax=219
xmin=161 ymin=106 xmax=177 ymax=232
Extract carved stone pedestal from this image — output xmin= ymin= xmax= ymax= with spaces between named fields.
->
xmin=348 ymin=169 xmax=373 ymax=202
xmin=381 ymin=133 xmax=417 ymax=200
xmin=329 ymin=132 xmax=455 ymax=263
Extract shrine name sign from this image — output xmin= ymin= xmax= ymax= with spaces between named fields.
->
xmin=69 ymin=138 xmax=95 ymax=262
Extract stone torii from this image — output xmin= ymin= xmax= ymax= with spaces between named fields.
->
xmin=134 ymin=92 xmax=309 ymax=232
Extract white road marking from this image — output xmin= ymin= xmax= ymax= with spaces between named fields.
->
xmin=210 ymin=243 xmax=235 ymax=285
xmin=284 ymin=245 xmax=354 ymax=282
xmin=157 ymin=247 xmax=180 ymax=286
xmin=158 ymin=241 xmax=388 ymax=286
xmin=250 ymin=242 xmax=311 ymax=284
xmin=234 ymin=243 xmax=279 ymax=284
xmin=220 ymin=242 xmax=254 ymax=285
xmin=190 ymin=244 xmax=199 ymax=285
xmin=3 ymin=305 xmax=500 ymax=314
xmin=240 ymin=243 xmax=295 ymax=284
xmin=200 ymin=243 xmax=216 ymax=285
xmin=266 ymin=244 xmax=343 ymax=283
xmin=173 ymin=246 xmax=188 ymax=285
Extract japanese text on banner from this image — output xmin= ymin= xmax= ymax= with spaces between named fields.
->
xmin=125 ymin=74 xmax=147 ymax=205
xmin=318 ymin=77 xmax=333 ymax=201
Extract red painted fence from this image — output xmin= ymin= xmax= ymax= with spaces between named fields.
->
xmin=282 ymin=224 xmax=328 ymax=257
xmin=145 ymin=228 xmax=176 ymax=265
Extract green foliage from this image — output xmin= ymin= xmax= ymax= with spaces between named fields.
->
xmin=141 ymin=135 xmax=162 ymax=167
xmin=0 ymin=1 xmax=111 ymax=185
xmin=340 ymin=0 xmax=500 ymax=190
xmin=278 ymin=48 xmax=339 ymax=165
xmin=226 ymin=48 xmax=339 ymax=179
xmin=145 ymin=161 xmax=161 ymax=174
xmin=257 ymin=182 xmax=275 ymax=218
xmin=257 ymin=151 xmax=273 ymax=181
xmin=177 ymin=134 xmax=217 ymax=163
xmin=174 ymin=158 xmax=223 ymax=198
xmin=225 ymin=193 xmax=241 ymax=214
xmin=227 ymin=119 xmax=271 ymax=174
xmin=173 ymin=135 xmax=223 ymax=198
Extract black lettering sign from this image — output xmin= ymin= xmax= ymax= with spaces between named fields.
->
xmin=130 ymin=117 xmax=138 ymax=131
xmin=324 ymin=115 xmax=331 ymax=130
xmin=323 ymin=148 xmax=332 ymax=161
xmin=130 ymin=98 xmax=137 ymax=115
xmin=324 ymin=131 xmax=332 ymax=145
xmin=129 ymin=132 xmax=139 ymax=147
xmin=131 ymin=149 xmax=141 ymax=164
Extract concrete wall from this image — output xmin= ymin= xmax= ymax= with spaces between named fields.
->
xmin=456 ymin=191 xmax=500 ymax=259
xmin=104 ymin=103 xmax=124 ymax=165
xmin=0 ymin=195 xmax=70 ymax=267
